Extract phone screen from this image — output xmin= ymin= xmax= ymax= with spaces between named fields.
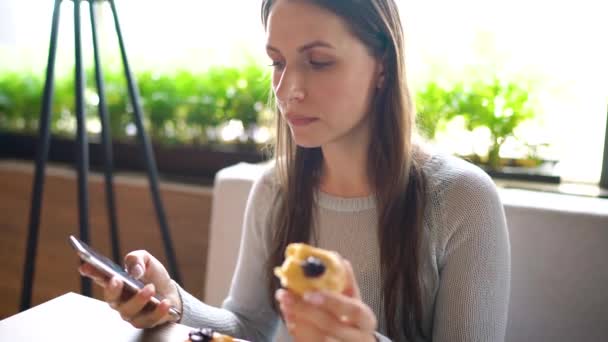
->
xmin=68 ymin=235 xmax=181 ymax=318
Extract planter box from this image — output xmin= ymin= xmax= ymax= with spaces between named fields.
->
xmin=483 ymin=163 xmax=561 ymax=184
xmin=0 ymin=131 xmax=268 ymax=184
xmin=1 ymin=131 xmax=562 ymax=184
xmin=459 ymin=155 xmax=561 ymax=184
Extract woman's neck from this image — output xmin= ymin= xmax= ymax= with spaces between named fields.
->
xmin=319 ymin=142 xmax=371 ymax=198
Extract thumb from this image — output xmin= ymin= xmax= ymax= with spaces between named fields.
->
xmin=124 ymin=250 xmax=151 ymax=280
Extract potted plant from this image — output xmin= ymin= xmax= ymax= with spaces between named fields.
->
xmin=449 ymin=77 xmax=536 ymax=170
xmin=0 ymin=62 xmax=273 ymax=183
xmin=414 ymin=76 xmax=559 ymax=183
xmin=0 ymin=72 xmax=44 ymax=133
xmin=415 ymin=81 xmax=456 ymax=140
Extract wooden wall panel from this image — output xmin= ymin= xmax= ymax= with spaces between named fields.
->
xmin=0 ymin=160 xmax=213 ymax=319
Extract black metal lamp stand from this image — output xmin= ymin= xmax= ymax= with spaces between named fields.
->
xmin=20 ymin=0 xmax=182 ymax=311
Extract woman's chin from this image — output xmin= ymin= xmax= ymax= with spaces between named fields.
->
xmin=293 ymin=137 xmax=322 ymax=149
xmin=295 ymin=141 xmax=321 ymax=149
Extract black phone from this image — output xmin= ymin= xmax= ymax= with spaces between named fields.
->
xmin=68 ymin=235 xmax=181 ymax=319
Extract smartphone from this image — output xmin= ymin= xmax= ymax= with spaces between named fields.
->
xmin=68 ymin=235 xmax=181 ymax=319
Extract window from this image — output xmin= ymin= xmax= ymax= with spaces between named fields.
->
xmin=1 ymin=0 xmax=606 ymax=186
xmin=399 ymin=0 xmax=608 ymax=184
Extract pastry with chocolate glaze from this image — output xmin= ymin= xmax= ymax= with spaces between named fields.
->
xmin=274 ymin=243 xmax=347 ymax=296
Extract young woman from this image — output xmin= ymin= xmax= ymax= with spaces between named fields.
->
xmin=79 ymin=0 xmax=511 ymax=341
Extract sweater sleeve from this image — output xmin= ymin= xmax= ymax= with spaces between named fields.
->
xmin=177 ymin=169 xmax=280 ymax=341
xmin=432 ymin=165 xmax=511 ymax=341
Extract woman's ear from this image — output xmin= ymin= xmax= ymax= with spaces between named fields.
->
xmin=375 ymin=59 xmax=386 ymax=89
xmin=377 ymin=75 xmax=385 ymax=89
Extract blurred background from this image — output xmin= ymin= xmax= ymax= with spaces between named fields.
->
xmin=1 ymin=0 xmax=607 ymax=184
xmin=0 ymin=0 xmax=607 ymax=331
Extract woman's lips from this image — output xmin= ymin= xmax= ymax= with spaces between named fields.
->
xmin=286 ymin=115 xmax=319 ymax=127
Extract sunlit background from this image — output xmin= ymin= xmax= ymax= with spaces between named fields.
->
xmin=0 ymin=0 xmax=606 ymax=184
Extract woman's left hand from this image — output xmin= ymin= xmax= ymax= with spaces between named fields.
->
xmin=275 ymin=259 xmax=377 ymax=342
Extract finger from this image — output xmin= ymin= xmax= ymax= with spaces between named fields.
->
xmin=78 ymin=262 xmax=104 ymax=278
xmin=123 ymin=250 xmax=151 ymax=280
xmin=78 ymin=263 xmax=109 ymax=286
xmin=103 ymin=276 xmax=125 ymax=308
xmin=128 ymin=298 xmax=172 ymax=329
xmin=276 ymin=289 xmax=301 ymax=336
xmin=116 ymin=283 xmax=156 ymax=322
xmin=302 ymin=290 xmax=377 ymax=332
xmin=275 ymin=288 xmax=295 ymax=319
xmin=279 ymin=309 xmax=326 ymax=342
xmin=276 ymin=289 xmax=373 ymax=341
xmin=285 ymin=292 xmax=371 ymax=340
xmin=342 ymin=259 xmax=361 ymax=299
xmin=287 ymin=304 xmax=354 ymax=342
xmin=290 ymin=322 xmax=335 ymax=342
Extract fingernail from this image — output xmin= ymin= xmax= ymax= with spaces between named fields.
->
xmin=131 ymin=264 xmax=144 ymax=279
xmin=109 ymin=278 xmax=119 ymax=289
xmin=303 ymin=292 xmax=324 ymax=305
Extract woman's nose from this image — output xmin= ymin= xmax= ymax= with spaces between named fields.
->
xmin=275 ymin=68 xmax=306 ymax=104
xmin=288 ymin=89 xmax=305 ymax=103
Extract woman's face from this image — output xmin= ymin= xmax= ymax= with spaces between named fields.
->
xmin=266 ymin=0 xmax=382 ymax=149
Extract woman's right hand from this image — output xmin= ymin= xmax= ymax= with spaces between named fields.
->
xmin=78 ymin=250 xmax=182 ymax=328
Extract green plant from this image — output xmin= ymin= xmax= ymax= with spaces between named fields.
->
xmin=137 ymin=71 xmax=179 ymax=140
xmin=97 ymin=68 xmax=130 ymax=139
xmin=226 ymin=63 xmax=271 ymax=127
xmin=0 ymin=72 xmax=44 ymax=132
xmin=451 ymin=77 xmax=536 ymax=169
xmin=0 ymin=62 xmax=272 ymax=145
xmin=52 ymin=73 xmax=76 ymax=135
xmin=183 ymin=63 xmax=270 ymax=144
xmin=183 ymin=66 xmax=234 ymax=139
xmin=414 ymin=81 xmax=455 ymax=140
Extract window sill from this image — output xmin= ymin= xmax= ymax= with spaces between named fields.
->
xmin=497 ymin=180 xmax=608 ymax=216
xmin=494 ymin=178 xmax=608 ymax=199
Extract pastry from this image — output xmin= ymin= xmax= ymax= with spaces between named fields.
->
xmin=274 ymin=243 xmax=347 ymax=296
xmin=186 ymin=328 xmax=234 ymax=342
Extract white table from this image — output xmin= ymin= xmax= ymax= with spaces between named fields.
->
xmin=0 ymin=292 xmax=196 ymax=342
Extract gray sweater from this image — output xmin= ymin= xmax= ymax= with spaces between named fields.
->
xmin=176 ymin=153 xmax=511 ymax=341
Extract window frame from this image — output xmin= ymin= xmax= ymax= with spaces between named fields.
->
xmin=601 ymin=110 xmax=608 ymax=189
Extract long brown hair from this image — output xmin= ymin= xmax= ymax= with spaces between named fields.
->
xmin=261 ymin=0 xmax=427 ymax=340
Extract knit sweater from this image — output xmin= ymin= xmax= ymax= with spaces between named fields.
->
xmin=176 ymin=153 xmax=511 ymax=341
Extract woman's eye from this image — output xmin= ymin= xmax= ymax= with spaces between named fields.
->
xmin=310 ymin=61 xmax=333 ymax=69
xmin=268 ymin=61 xmax=285 ymax=70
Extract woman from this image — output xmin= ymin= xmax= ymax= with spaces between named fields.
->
xmin=79 ymin=0 xmax=511 ymax=341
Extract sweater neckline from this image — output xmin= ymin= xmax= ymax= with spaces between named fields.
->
xmin=315 ymin=190 xmax=376 ymax=212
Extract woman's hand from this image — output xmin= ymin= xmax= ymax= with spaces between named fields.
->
xmin=276 ymin=259 xmax=377 ymax=342
xmin=78 ymin=250 xmax=182 ymax=329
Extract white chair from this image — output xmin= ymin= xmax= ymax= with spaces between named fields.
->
xmin=204 ymin=162 xmax=268 ymax=307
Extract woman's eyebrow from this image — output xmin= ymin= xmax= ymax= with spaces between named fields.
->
xmin=297 ymin=40 xmax=335 ymax=52
xmin=266 ymin=45 xmax=280 ymax=53
xmin=266 ymin=40 xmax=335 ymax=53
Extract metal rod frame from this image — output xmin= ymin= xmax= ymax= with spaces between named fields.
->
xmin=20 ymin=0 xmax=181 ymax=311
